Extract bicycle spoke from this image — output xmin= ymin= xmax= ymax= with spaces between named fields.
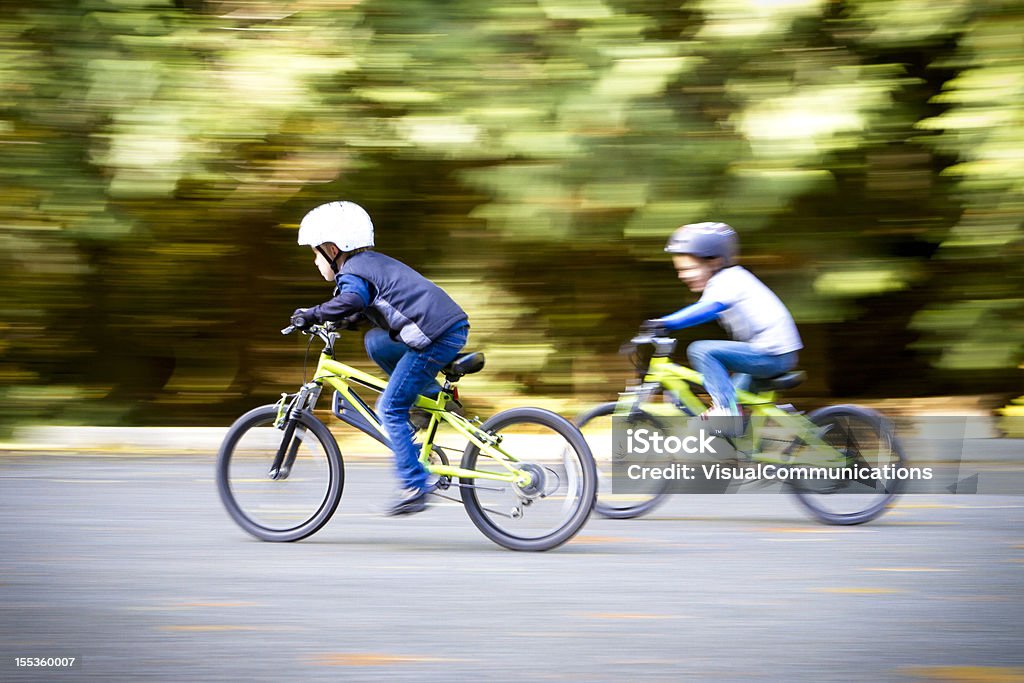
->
xmin=460 ymin=407 xmax=596 ymax=550
xmin=479 ymin=506 xmax=518 ymax=519
xmin=218 ymin=407 xmax=341 ymax=541
xmin=789 ymin=408 xmax=905 ymax=525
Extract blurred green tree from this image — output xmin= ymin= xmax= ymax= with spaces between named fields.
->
xmin=0 ymin=0 xmax=1019 ymax=430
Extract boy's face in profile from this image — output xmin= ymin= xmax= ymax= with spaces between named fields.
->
xmin=312 ymin=245 xmax=340 ymax=282
xmin=673 ymin=254 xmax=716 ymax=293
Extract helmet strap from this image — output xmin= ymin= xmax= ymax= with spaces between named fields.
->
xmin=316 ymin=245 xmax=341 ymax=275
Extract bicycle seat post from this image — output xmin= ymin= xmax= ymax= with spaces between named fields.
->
xmin=652 ymin=336 xmax=677 ymax=356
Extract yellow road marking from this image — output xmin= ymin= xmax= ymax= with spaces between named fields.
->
xmin=861 ymin=567 xmax=957 ymax=573
xmin=570 ymin=535 xmax=652 ymax=544
xmin=579 ymin=613 xmax=680 ymax=620
xmin=159 ymin=625 xmax=279 ymax=632
xmin=894 ymin=503 xmax=964 ymax=510
xmin=123 ymin=598 xmax=261 ymax=611
xmin=178 ymin=602 xmax=260 ymax=607
xmin=763 ymin=527 xmax=867 ymax=533
xmin=812 ymin=587 xmax=906 ymax=594
xmin=309 ymin=653 xmax=472 ymax=666
xmin=900 ymin=666 xmax=1024 ymax=682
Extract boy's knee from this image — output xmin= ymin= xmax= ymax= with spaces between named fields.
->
xmin=379 ymin=396 xmax=411 ymax=419
xmin=363 ymin=328 xmax=385 ymax=356
xmin=687 ymin=340 xmax=714 ymax=364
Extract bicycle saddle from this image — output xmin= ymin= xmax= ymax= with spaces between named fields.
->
xmin=749 ymin=370 xmax=806 ymax=393
xmin=443 ymin=352 xmax=485 ymax=381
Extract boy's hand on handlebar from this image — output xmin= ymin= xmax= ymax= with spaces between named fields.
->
xmin=639 ymin=319 xmax=667 ymax=337
xmin=291 ymin=308 xmax=316 ymax=329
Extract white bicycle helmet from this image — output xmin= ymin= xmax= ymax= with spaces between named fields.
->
xmin=297 ymin=201 xmax=375 ymax=252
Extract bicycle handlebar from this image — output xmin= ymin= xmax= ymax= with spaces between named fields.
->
xmin=629 ymin=333 xmax=675 ymax=347
xmin=281 ymin=320 xmax=337 ymax=345
xmin=622 ymin=332 xmax=677 ymax=375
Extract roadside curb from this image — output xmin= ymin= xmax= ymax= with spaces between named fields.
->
xmin=0 ymin=425 xmax=396 ymax=460
xmin=2 ymin=417 xmax=1021 ymax=462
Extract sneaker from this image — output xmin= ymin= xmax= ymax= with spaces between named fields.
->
xmin=382 ymin=487 xmax=430 ymax=516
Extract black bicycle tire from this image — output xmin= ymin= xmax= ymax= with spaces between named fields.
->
xmin=216 ymin=404 xmax=345 ymax=542
xmin=574 ymin=402 xmax=672 ymax=519
xmin=788 ymin=404 xmax=905 ymax=525
xmin=460 ymin=407 xmax=597 ymax=551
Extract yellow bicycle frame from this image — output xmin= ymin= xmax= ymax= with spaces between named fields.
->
xmin=614 ymin=356 xmax=847 ymax=467
xmin=309 ymin=353 xmax=534 ymax=487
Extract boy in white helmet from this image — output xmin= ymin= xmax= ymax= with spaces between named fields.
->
xmin=292 ymin=201 xmax=469 ymax=515
xmin=645 ymin=222 xmax=802 ymax=426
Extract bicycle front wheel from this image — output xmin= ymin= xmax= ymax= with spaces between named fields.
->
xmin=575 ymin=402 xmax=671 ymax=519
xmin=460 ymin=407 xmax=597 ymax=551
xmin=217 ymin=404 xmax=344 ymax=542
xmin=788 ymin=405 xmax=905 ymax=525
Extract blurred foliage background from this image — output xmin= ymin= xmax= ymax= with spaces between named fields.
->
xmin=1 ymin=0 xmax=1021 ymax=429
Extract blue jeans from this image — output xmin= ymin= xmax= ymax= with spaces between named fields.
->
xmin=686 ymin=340 xmax=798 ymax=411
xmin=364 ymin=322 xmax=469 ymax=491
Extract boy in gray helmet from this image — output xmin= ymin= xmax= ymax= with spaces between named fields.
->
xmin=645 ymin=222 xmax=802 ymax=423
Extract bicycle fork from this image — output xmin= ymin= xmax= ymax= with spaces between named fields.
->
xmin=269 ymin=383 xmax=322 ymax=480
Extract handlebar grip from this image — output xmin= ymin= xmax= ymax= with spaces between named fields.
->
xmin=281 ymin=325 xmax=296 ymax=335
xmin=290 ymin=313 xmax=311 ymax=329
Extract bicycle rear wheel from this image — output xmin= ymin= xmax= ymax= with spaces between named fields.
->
xmin=217 ymin=404 xmax=344 ymax=542
xmin=575 ymin=402 xmax=670 ymax=519
xmin=460 ymin=407 xmax=597 ymax=551
xmin=788 ymin=405 xmax=905 ymax=525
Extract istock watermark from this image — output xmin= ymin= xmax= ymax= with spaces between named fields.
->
xmin=625 ymin=427 xmax=718 ymax=455
xmin=608 ymin=415 xmax=1024 ymax=495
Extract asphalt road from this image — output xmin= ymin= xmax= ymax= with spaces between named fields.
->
xmin=2 ymin=454 xmax=1023 ymax=682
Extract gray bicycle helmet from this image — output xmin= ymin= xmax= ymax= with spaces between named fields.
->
xmin=664 ymin=221 xmax=738 ymax=266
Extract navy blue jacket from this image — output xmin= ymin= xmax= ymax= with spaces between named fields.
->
xmin=311 ymin=251 xmax=468 ymax=350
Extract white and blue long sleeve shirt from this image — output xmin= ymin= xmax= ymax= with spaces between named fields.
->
xmin=656 ymin=266 xmax=802 ymax=355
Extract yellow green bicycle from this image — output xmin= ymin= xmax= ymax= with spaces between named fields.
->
xmin=216 ymin=321 xmax=597 ymax=551
xmin=575 ymin=332 xmax=907 ymax=524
